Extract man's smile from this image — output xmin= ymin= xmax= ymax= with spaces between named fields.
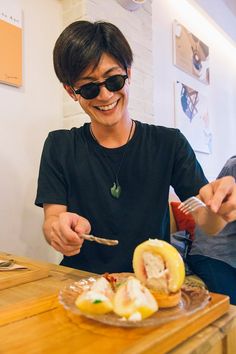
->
xmin=94 ymin=99 xmax=119 ymax=111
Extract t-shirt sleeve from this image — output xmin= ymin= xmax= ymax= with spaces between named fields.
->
xmin=217 ymin=157 xmax=236 ymax=179
xmin=170 ymin=130 xmax=208 ymax=201
xmin=35 ymin=132 xmax=67 ymax=207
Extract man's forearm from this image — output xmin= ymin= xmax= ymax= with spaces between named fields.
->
xmin=43 ymin=215 xmax=58 ymax=244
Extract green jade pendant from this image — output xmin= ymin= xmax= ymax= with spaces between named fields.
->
xmin=110 ymin=182 xmax=121 ymax=199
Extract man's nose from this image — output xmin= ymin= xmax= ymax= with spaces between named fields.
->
xmin=96 ymin=84 xmax=114 ymax=100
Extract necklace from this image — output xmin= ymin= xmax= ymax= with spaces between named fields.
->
xmin=90 ymin=120 xmax=134 ymax=199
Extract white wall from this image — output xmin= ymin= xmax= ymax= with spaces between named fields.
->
xmin=1 ymin=0 xmax=235 ymax=263
xmin=152 ymin=0 xmax=236 ymax=180
xmin=0 ymin=0 xmax=63 ymax=262
xmin=61 ymin=0 xmax=154 ymax=129
xmin=192 ymin=0 xmax=236 ymax=44
xmin=0 ymin=0 xmax=153 ymax=264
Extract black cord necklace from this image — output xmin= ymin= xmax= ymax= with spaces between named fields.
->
xmin=90 ymin=120 xmax=134 ymax=199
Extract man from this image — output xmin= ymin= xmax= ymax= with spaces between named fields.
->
xmin=35 ymin=21 xmax=236 ymax=274
xmin=187 ymin=156 xmax=236 ymax=304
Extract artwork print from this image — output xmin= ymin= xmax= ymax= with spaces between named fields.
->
xmin=175 ymin=81 xmax=212 ymax=154
xmin=173 ymin=21 xmax=209 ymax=85
xmin=0 ymin=1 xmax=22 ymax=87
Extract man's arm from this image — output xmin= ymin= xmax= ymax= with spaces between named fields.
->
xmin=193 ymin=175 xmax=236 ymax=234
xmin=43 ymin=204 xmax=91 ymax=256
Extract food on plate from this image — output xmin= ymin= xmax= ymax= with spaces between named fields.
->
xmin=75 ymin=274 xmax=158 ymax=321
xmin=133 ymin=239 xmax=185 ymax=307
xmin=113 ymin=276 xmax=158 ymax=320
xmin=103 ymin=272 xmax=131 ymax=291
xmin=74 ymin=238 xmax=185 ymax=319
xmin=75 ymin=276 xmax=114 ymax=315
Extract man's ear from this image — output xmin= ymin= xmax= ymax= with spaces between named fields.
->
xmin=127 ymin=67 xmax=131 ymax=84
xmin=63 ymin=84 xmax=78 ymax=101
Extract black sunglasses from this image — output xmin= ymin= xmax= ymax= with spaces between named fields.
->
xmin=73 ymin=74 xmax=128 ymax=100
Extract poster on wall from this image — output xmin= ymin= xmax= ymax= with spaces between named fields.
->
xmin=0 ymin=0 xmax=22 ymax=87
xmin=173 ymin=21 xmax=209 ymax=85
xmin=175 ymin=81 xmax=212 ymax=154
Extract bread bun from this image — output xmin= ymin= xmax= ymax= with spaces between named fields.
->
xmin=133 ymin=239 xmax=185 ymax=308
xmin=151 ymin=289 xmax=182 ymax=308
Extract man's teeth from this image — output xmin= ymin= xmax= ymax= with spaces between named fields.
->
xmin=97 ymin=101 xmax=117 ymax=111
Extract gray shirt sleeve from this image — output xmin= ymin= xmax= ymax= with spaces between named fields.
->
xmin=217 ymin=156 xmax=236 ymax=179
xmin=189 ymin=156 xmax=236 ymax=267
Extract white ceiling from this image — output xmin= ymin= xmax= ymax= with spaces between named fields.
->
xmin=223 ymin=0 xmax=236 ymax=16
xmin=191 ymin=0 xmax=236 ymax=44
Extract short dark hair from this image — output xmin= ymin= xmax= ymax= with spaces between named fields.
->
xmin=53 ymin=20 xmax=133 ymax=86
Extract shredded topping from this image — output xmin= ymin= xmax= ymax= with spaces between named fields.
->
xmin=103 ymin=272 xmax=118 ymax=291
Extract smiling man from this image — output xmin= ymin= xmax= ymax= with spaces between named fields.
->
xmin=35 ymin=21 xmax=236 ymax=275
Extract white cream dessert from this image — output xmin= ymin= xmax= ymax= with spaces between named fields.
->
xmin=133 ymin=239 xmax=185 ymax=307
xmin=75 ymin=276 xmax=114 ymax=315
xmin=113 ymin=276 xmax=158 ymax=320
xmin=75 ymin=238 xmax=185 ymax=319
xmin=75 ymin=275 xmax=158 ymax=321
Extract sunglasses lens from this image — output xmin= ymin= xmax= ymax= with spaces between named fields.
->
xmin=106 ymin=75 xmax=126 ymax=92
xmin=77 ymin=75 xmax=127 ymax=99
xmin=80 ymin=83 xmax=99 ymax=99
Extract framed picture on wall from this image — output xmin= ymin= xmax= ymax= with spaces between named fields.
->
xmin=173 ymin=21 xmax=210 ymax=85
xmin=0 ymin=2 xmax=22 ymax=87
xmin=174 ymin=81 xmax=212 ymax=154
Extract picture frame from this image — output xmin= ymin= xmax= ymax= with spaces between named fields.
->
xmin=0 ymin=2 xmax=22 ymax=87
xmin=173 ymin=21 xmax=209 ymax=85
xmin=174 ymin=81 xmax=212 ymax=154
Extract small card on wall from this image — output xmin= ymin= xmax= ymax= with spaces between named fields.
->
xmin=0 ymin=0 xmax=22 ymax=87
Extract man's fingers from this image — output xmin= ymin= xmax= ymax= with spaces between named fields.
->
xmin=197 ymin=186 xmax=214 ymax=205
xmin=49 ymin=212 xmax=90 ymax=255
xmin=199 ymin=176 xmax=236 ymax=214
xmin=51 ymin=237 xmax=82 ymax=256
xmin=56 ymin=217 xmax=83 ymax=245
xmin=221 ymin=210 xmax=236 ymax=222
xmin=51 ymin=221 xmax=83 ymax=249
xmin=74 ymin=215 xmax=91 ymax=235
xmin=216 ymin=198 xmax=236 ymax=221
xmin=209 ymin=177 xmax=235 ymax=212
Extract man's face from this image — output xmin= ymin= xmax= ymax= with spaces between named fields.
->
xmin=65 ymin=53 xmax=131 ymax=127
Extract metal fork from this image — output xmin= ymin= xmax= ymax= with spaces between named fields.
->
xmin=178 ymin=196 xmax=207 ymax=214
xmin=0 ymin=259 xmax=15 ymax=268
xmin=80 ymin=234 xmax=119 ymax=246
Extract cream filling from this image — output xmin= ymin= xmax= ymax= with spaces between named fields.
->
xmin=78 ymin=278 xmax=112 ymax=303
xmin=142 ymin=252 xmax=169 ymax=293
xmin=128 ymin=311 xmax=142 ymax=321
xmin=82 ymin=290 xmax=109 ymax=302
xmin=90 ymin=277 xmax=113 ymax=299
xmin=91 ymin=277 xmax=109 ymax=291
xmin=126 ymin=277 xmax=147 ymax=307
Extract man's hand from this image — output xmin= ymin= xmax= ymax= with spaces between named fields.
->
xmin=191 ymin=176 xmax=236 ymax=235
xmin=43 ymin=204 xmax=91 ymax=256
xmin=199 ymin=176 xmax=236 ymax=222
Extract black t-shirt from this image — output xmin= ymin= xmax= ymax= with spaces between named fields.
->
xmin=35 ymin=121 xmax=208 ymax=273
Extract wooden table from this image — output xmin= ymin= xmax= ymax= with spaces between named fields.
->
xmin=0 ymin=251 xmax=236 ymax=354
